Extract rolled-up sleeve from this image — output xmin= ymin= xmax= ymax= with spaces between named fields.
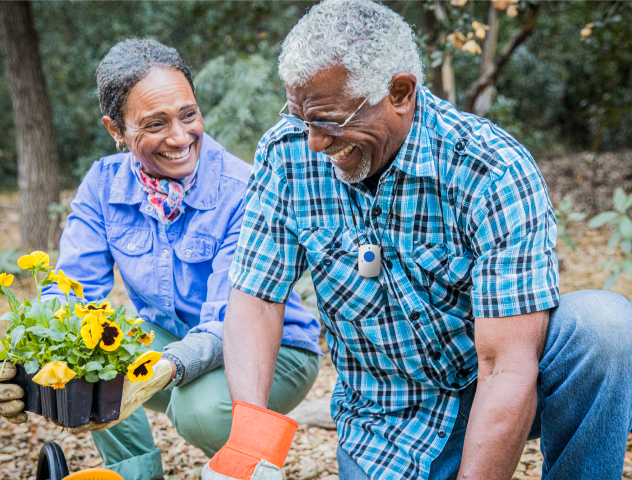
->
xmin=228 ymin=142 xmax=307 ymax=304
xmin=468 ymin=158 xmax=559 ymax=318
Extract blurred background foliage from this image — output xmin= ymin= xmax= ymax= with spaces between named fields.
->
xmin=0 ymin=0 xmax=630 ymax=190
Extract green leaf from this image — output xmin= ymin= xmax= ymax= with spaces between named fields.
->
xmin=85 ymin=371 xmax=99 ymax=383
xmin=25 ymin=358 xmax=39 ymax=374
xmin=49 ymin=319 xmax=65 ymax=332
xmin=98 ymin=369 xmax=118 ymax=381
xmin=101 ymin=364 xmax=116 ymax=372
xmin=604 ymin=269 xmax=620 ymax=290
xmin=608 ymin=231 xmax=621 ymax=249
xmin=620 ymin=216 xmax=632 ymax=238
xmin=588 ymin=211 xmax=619 ymax=228
xmin=623 ymin=260 xmax=632 ymax=277
xmin=85 ymin=361 xmax=102 ymax=372
xmin=622 ymin=240 xmax=632 ymax=255
xmin=561 ymin=235 xmax=576 ymax=251
xmin=72 ymin=347 xmax=90 ymax=359
xmin=0 ymin=312 xmax=20 ymax=323
xmin=121 ymin=343 xmax=137 ymax=356
xmin=567 ymin=212 xmax=587 ymax=222
xmin=93 ymin=355 xmax=105 ymax=364
xmin=614 ymin=188 xmax=628 ymax=213
xmin=30 ymin=303 xmax=48 ymax=326
xmin=624 ymin=194 xmax=632 ymax=213
xmin=602 ymin=258 xmax=616 ymax=270
xmin=10 ymin=325 xmax=25 ymax=348
xmin=1 ymin=286 xmax=20 ymax=313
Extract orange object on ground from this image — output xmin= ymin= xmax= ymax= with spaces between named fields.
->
xmin=206 ymin=401 xmax=298 ymax=480
xmin=64 ymin=469 xmax=123 ymax=480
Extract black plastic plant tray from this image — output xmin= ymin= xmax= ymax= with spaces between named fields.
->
xmin=55 ymin=377 xmax=94 ymax=428
xmin=40 ymin=385 xmax=58 ymax=421
xmin=92 ymin=374 xmax=124 ymax=423
xmin=15 ymin=364 xmax=42 ymax=415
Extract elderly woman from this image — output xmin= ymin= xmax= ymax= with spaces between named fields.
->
xmin=0 ymin=39 xmax=321 ymax=480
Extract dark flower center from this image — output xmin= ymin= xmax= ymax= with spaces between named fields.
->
xmin=133 ymin=360 xmax=151 ymax=377
xmin=101 ymin=323 xmax=120 ymax=346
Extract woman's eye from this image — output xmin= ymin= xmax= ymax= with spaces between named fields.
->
xmin=184 ymin=111 xmax=198 ymax=120
xmin=146 ymin=122 xmax=163 ymax=129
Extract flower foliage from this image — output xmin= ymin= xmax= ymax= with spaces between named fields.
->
xmin=0 ymin=252 xmax=157 ymax=388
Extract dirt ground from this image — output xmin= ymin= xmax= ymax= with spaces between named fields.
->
xmin=1 ymin=150 xmax=632 ymax=480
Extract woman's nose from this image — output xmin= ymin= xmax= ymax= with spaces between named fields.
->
xmin=166 ymin=121 xmax=189 ymax=146
xmin=307 ymin=126 xmax=334 ymax=153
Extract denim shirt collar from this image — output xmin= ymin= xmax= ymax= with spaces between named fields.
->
xmin=108 ymin=133 xmax=224 ymax=211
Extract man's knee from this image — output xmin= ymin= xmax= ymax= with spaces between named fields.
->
xmin=549 ymin=290 xmax=632 ymax=365
xmin=166 ymin=378 xmax=233 ymax=456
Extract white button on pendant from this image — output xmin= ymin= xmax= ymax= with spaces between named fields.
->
xmin=184 ymin=249 xmax=192 ymax=258
xmin=127 ymin=243 xmax=136 ymax=251
xmin=145 ymin=205 xmax=154 ymax=213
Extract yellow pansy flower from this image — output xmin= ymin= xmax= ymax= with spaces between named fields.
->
xmin=81 ymin=313 xmax=104 ymax=349
xmin=17 ymin=251 xmax=51 ymax=272
xmin=0 ymin=272 xmax=14 ymax=287
xmin=53 ymin=306 xmax=69 ymax=320
xmin=138 ymin=330 xmax=155 ymax=347
xmin=99 ymin=320 xmax=123 ymax=351
xmin=127 ymin=351 xmax=161 ymax=383
xmin=32 ymin=361 xmax=76 ymax=389
xmin=75 ymin=301 xmax=115 ymax=318
xmin=53 ymin=270 xmax=84 ymax=298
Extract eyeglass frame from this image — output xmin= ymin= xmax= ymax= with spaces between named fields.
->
xmin=279 ymin=97 xmax=369 ymax=136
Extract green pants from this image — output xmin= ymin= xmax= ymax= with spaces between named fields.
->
xmin=91 ymin=323 xmax=321 ymax=480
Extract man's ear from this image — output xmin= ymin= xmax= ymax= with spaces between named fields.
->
xmin=389 ymin=73 xmax=417 ymax=115
xmin=102 ymin=116 xmax=124 ymax=144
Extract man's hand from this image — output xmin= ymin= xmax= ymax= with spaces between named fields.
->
xmin=0 ymin=361 xmax=27 ymax=424
xmin=71 ymin=358 xmax=172 ymax=434
xmin=457 ymin=310 xmax=549 ymax=480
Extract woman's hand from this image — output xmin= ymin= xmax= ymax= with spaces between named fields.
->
xmin=0 ymin=361 xmax=27 ymax=424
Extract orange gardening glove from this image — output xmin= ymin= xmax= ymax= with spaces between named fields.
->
xmin=202 ymin=401 xmax=298 ymax=480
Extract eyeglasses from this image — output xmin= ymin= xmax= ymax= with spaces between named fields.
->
xmin=279 ymin=97 xmax=369 ymax=136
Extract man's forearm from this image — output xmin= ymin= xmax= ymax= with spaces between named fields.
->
xmin=457 ymin=370 xmax=538 ymax=480
xmin=222 ymin=288 xmax=285 ymax=408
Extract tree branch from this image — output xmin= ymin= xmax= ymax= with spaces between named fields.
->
xmin=463 ymin=4 xmax=540 ymax=114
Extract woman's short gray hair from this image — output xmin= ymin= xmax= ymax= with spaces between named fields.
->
xmin=278 ymin=0 xmax=424 ymax=105
xmin=96 ymin=38 xmax=194 ymax=133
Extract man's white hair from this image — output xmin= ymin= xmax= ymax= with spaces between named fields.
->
xmin=278 ymin=0 xmax=424 ymax=105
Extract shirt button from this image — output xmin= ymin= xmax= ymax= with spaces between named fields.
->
xmin=127 ymin=243 xmax=136 ymax=251
xmin=385 ymin=259 xmax=393 ymax=269
xmin=163 ymin=300 xmax=171 ymax=307
xmin=438 ymin=431 xmax=446 ymax=438
xmin=161 ymin=250 xmax=169 ymax=258
xmin=184 ymin=249 xmax=192 ymax=258
xmin=371 ymin=206 xmax=382 ymax=217
xmin=409 ymin=310 xmax=420 ymax=321
xmin=455 ymin=139 xmax=467 ymax=152
xmin=457 ymin=368 xmax=470 ymax=379
xmin=430 ymin=350 xmax=442 ymax=361
xmin=144 ymin=205 xmax=154 ymax=213
xmin=323 ymin=258 xmax=332 ymax=267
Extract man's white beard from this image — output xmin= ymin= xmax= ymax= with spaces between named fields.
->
xmin=333 ymin=150 xmax=371 ymax=185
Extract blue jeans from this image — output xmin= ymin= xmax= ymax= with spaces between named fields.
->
xmin=337 ymin=290 xmax=632 ymax=480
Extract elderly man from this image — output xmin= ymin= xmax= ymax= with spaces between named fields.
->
xmin=208 ymin=1 xmax=632 ymax=480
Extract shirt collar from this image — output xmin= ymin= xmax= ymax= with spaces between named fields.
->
xmin=391 ymin=87 xmax=437 ymax=179
xmin=109 ymin=133 xmax=224 ymax=211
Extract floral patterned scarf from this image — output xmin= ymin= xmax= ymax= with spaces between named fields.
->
xmin=131 ymin=156 xmax=199 ymax=226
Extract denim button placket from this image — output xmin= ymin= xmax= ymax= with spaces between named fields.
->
xmin=144 ymin=205 xmax=154 ymax=213
xmin=161 ymin=250 xmax=169 ymax=258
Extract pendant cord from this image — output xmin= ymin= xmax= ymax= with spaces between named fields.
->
xmin=345 ymin=170 xmax=401 ymax=251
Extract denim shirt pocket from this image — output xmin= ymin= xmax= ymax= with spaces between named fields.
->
xmin=174 ymin=234 xmax=217 ymax=263
xmin=107 ymin=227 xmax=155 ymax=301
xmin=174 ymin=235 xmax=218 ymax=303
xmin=108 ymin=227 xmax=153 ymax=256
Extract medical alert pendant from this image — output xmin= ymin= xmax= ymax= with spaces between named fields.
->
xmin=358 ymin=244 xmax=381 ymax=278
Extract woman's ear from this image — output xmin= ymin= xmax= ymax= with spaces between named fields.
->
xmin=102 ymin=116 xmax=124 ymax=144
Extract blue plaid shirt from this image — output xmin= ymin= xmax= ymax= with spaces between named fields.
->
xmin=229 ymin=87 xmax=559 ymax=479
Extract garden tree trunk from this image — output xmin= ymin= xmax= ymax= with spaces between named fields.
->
xmin=0 ymin=1 xmax=60 ymax=252
xmin=420 ymin=2 xmax=455 ymax=104
xmin=473 ymin=5 xmax=500 ymax=117
xmin=463 ymin=4 xmax=540 ymax=114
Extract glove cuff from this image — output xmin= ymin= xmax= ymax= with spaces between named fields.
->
xmin=227 ymin=401 xmax=298 ymax=467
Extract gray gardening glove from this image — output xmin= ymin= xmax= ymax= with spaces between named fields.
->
xmin=0 ymin=361 xmax=27 ymax=424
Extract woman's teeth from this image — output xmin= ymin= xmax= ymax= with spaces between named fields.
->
xmin=328 ymin=145 xmax=355 ymax=162
xmin=159 ymin=145 xmax=190 ymax=160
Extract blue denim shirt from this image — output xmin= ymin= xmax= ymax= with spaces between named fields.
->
xmin=42 ymin=133 xmax=322 ymax=356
